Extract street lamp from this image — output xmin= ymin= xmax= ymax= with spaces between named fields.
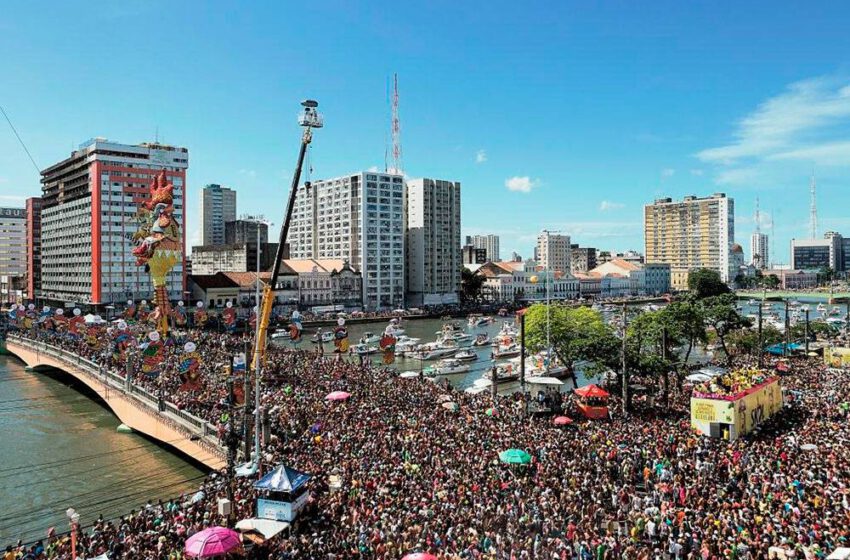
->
xmin=66 ymin=507 xmax=80 ymax=560
xmin=801 ymin=304 xmax=811 ymax=356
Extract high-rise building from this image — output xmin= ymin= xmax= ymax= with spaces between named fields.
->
xmin=570 ymin=244 xmax=597 ymax=274
xmin=537 ymin=232 xmax=571 ymax=273
xmin=0 ymin=207 xmax=27 ymax=303
xmin=790 ymin=233 xmax=843 ymax=271
xmin=190 ymin=243 xmax=279 ymax=275
xmin=200 ymin=184 xmax=236 ymax=245
xmin=290 ymin=171 xmax=405 ymax=310
xmin=462 ymin=245 xmax=487 ymax=265
xmin=468 ymin=234 xmax=500 ymax=262
xmin=406 ymin=178 xmax=461 ymax=306
xmin=750 ymin=232 xmax=769 ymax=269
xmin=225 ymin=219 xmax=268 ymax=246
xmin=39 ymin=138 xmax=188 ymax=305
xmin=644 ymin=193 xmax=735 ymax=290
xmin=25 ymin=197 xmax=42 ymax=301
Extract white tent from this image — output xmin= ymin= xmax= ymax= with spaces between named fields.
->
xmin=236 ymin=518 xmax=289 ymax=540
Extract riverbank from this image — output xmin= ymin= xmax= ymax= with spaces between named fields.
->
xmin=736 ymin=290 xmax=850 ymax=302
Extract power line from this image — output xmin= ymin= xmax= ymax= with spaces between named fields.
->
xmin=0 ymin=103 xmax=41 ymax=174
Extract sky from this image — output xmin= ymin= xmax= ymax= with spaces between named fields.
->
xmin=2 ymin=1 xmax=850 ymax=264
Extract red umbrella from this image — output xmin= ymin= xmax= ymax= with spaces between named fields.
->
xmin=402 ymin=554 xmax=438 ymax=560
xmin=574 ymin=384 xmax=609 ymax=399
xmin=326 ymin=391 xmax=351 ymax=401
xmin=553 ymin=415 xmax=573 ymax=425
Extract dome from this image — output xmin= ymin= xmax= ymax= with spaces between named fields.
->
xmin=730 ymin=243 xmax=743 ymax=254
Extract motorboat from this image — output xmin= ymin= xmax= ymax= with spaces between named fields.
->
xmin=350 ymin=343 xmax=378 ymax=356
xmin=385 ymin=319 xmax=405 ymax=337
xmin=447 ymin=332 xmax=473 ymax=343
xmin=817 ymin=303 xmax=827 ymax=313
xmin=483 ymin=363 xmax=519 ymax=382
xmin=436 ymin=322 xmax=464 ymax=336
xmin=359 ymin=332 xmax=380 ymax=344
xmin=493 ymin=343 xmax=522 ymax=359
xmin=497 ymin=321 xmax=518 ymax=337
xmin=454 ymin=349 xmax=478 ymax=362
xmin=311 ymin=331 xmax=334 ymax=343
xmin=433 ymin=358 xmax=471 ymax=375
xmin=747 ymin=299 xmax=756 ymax=306
xmin=830 ymin=306 xmax=843 ymax=316
xmin=472 ymin=334 xmax=491 ymax=347
xmin=271 ymin=330 xmax=291 ymax=340
xmin=395 ymin=339 xmax=420 ymax=356
xmin=467 ymin=314 xmax=491 ymax=328
xmin=414 ymin=338 xmax=460 ymax=360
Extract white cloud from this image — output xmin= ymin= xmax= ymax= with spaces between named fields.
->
xmin=696 ymin=75 xmax=850 ymax=165
xmin=599 ymin=200 xmax=624 ymax=211
xmin=0 ymin=194 xmax=26 ymax=202
xmin=239 ymin=168 xmax=257 ymax=178
xmin=504 ymin=176 xmax=537 ymax=193
xmin=367 ymin=166 xmax=380 ymax=172
xmin=769 ymin=140 xmax=850 ymax=166
xmin=714 ymin=167 xmax=761 ymax=186
xmin=689 ymin=169 xmax=704 ymax=176
xmin=661 ymin=168 xmax=675 ymax=178
xmin=475 ymin=149 xmax=487 ymax=164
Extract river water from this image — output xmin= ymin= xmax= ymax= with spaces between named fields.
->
xmin=0 ymin=354 xmax=205 ymax=547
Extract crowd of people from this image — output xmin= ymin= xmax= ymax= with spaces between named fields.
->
xmin=4 ymin=313 xmax=850 ymax=559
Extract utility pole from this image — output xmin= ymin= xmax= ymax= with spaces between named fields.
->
xmin=757 ymin=304 xmax=764 ymax=368
xmin=805 ymin=307 xmax=810 ymax=356
xmin=520 ymin=313 xmax=526 ymax=415
xmin=784 ymin=300 xmax=790 ymax=358
xmin=661 ymin=326 xmax=669 ymax=408
xmin=621 ymin=303 xmax=628 ymax=415
xmin=225 ymin=374 xmax=237 ymax=528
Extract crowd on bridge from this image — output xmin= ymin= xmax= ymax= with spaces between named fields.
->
xmin=4 ymin=316 xmax=850 ymax=560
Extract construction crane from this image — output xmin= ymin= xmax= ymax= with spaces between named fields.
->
xmin=252 ymin=100 xmax=323 ymax=376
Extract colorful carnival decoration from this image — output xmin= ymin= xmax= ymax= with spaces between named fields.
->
xmin=222 ymin=302 xmax=237 ymax=332
xmin=131 ymin=169 xmax=182 ymax=338
xmin=140 ymin=331 xmax=165 ymax=378
xmin=38 ymin=306 xmax=51 ymax=324
xmin=137 ymin=300 xmax=149 ymax=322
xmin=333 ymin=317 xmax=349 ymax=353
xmin=124 ymin=300 xmax=137 ymax=320
xmin=68 ymin=308 xmax=84 ymax=337
xmin=178 ymin=341 xmax=203 ymax=391
xmin=52 ymin=308 xmax=67 ymax=333
xmin=379 ymin=329 xmax=397 ymax=365
xmin=289 ymin=310 xmax=303 ymax=344
xmin=194 ymin=301 xmax=208 ymax=328
xmin=173 ymin=300 xmax=187 ymax=327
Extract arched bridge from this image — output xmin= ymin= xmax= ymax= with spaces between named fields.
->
xmin=5 ymin=335 xmax=226 ymax=470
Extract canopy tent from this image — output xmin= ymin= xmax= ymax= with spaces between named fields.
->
xmin=766 ymin=342 xmax=802 ymax=356
xmin=235 ymin=518 xmax=289 ymax=540
xmin=254 ymin=464 xmax=311 ymax=493
xmin=574 ymin=384 xmax=609 ymax=399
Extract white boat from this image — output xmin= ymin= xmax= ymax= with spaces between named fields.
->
xmin=830 ymin=306 xmax=843 ymax=316
xmin=472 ymin=334 xmax=491 ymax=347
xmin=467 ymin=315 xmax=491 ymax=328
xmin=415 ymin=338 xmax=460 ymax=360
xmin=359 ymin=332 xmax=380 ymax=344
xmin=385 ymin=320 xmax=405 ymax=337
xmin=271 ymin=330 xmax=291 ymax=340
xmin=433 ymin=358 xmax=471 ymax=375
xmin=350 ymin=343 xmax=378 ymax=356
xmin=747 ymin=299 xmax=756 ymax=306
xmin=395 ymin=339 xmax=420 ymax=356
xmin=454 ymin=349 xmax=478 ymax=362
xmin=493 ymin=343 xmax=522 ymax=359
xmin=497 ymin=321 xmax=518 ymax=337
xmin=311 ymin=331 xmax=334 ymax=343
xmin=817 ymin=303 xmax=827 ymax=313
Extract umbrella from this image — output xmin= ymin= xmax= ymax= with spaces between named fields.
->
xmin=441 ymin=401 xmax=459 ymax=412
xmin=553 ymin=416 xmax=573 ymax=425
xmin=800 ymin=443 xmax=818 ymax=451
xmin=325 ymin=391 xmax=351 ymax=401
xmin=185 ymin=526 xmax=242 ymax=558
xmin=402 ymin=554 xmax=438 ymax=560
xmin=436 ymin=394 xmax=452 ymax=403
xmin=499 ymin=448 xmax=532 ymax=465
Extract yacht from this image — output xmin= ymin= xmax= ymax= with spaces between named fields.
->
xmin=414 ymin=338 xmax=460 ymax=360
xmin=433 ymin=358 xmax=471 ymax=375
xmin=467 ymin=314 xmax=491 ymax=328
xmin=472 ymin=334 xmax=491 ymax=347
xmin=311 ymin=331 xmax=334 ymax=343
xmin=493 ymin=343 xmax=522 ymax=359
xmin=454 ymin=349 xmax=478 ymax=362
xmin=359 ymin=332 xmax=380 ymax=344
xmin=350 ymin=343 xmax=378 ymax=356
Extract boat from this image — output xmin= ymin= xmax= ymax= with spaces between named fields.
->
xmin=385 ymin=319 xmax=405 ymax=337
xmin=350 ymin=343 xmax=378 ymax=356
xmin=359 ymin=332 xmax=380 ymax=344
xmin=830 ymin=306 xmax=843 ymax=316
xmin=414 ymin=338 xmax=460 ymax=360
xmin=395 ymin=339 xmax=420 ymax=356
xmin=436 ymin=322 xmax=464 ymax=336
xmin=498 ymin=308 xmax=508 ymax=317
xmin=493 ymin=343 xmax=522 ymax=359
xmin=472 ymin=334 xmax=491 ymax=347
xmin=817 ymin=303 xmax=827 ymax=313
xmin=497 ymin=321 xmax=518 ymax=338
xmin=454 ymin=349 xmax=478 ymax=362
xmin=483 ymin=363 xmax=519 ymax=382
xmin=311 ymin=331 xmax=334 ymax=343
xmin=271 ymin=330 xmax=291 ymax=340
xmin=467 ymin=314 xmax=491 ymax=328
xmin=747 ymin=299 xmax=756 ymax=306
xmin=433 ymin=358 xmax=471 ymax=375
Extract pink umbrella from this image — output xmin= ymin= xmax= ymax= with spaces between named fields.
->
xmin=185 ymin=526 xmax=242 ymax=558
xmin=553 ymin=415 xmax=574 ymax=426
xmin=402 ymin=554 xmax=438 ymax=560
xmin=325 ymin=390 xmax=351 ymax=401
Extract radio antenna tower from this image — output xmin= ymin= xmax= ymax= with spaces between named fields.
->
xmin=389 ymin=73 xmax=403 ymax=175
xmin=809 ymin=171 xmax=818 ymax=239
xmin=754 ymin=196 xmax=761 ymax=234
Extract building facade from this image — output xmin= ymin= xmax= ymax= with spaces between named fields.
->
xmin=284 ymin=259 xmax=363 ymax=310
xmin=39 ymin=139 xmax=188 ymax=306
xmin=467 ymin=234 xmax=500 ymax=262
xmin=225 ymin=219 xmax=268 ymax=245
xmin=644 ymin=193 xmax=735 ymax=290
xmin=790 ymin=238 xmax=837 ymax=271
xmin=0 ymin=207 xmax=27 ymax=303
xmin=191 ymin=243 xmax=279 ymax=275
xmin=406 ymin=178 xmax=461 ymax=306
xmin=536 ymin=232 xmax=571 ymax=273
xmin=199 ymin=184 xmax=236 ymax=246
xmin=750 ymin=232 xmax=769 ymax=269
xmin=570 ymin=244 xmax=597 ymax=274
xmin=290 ymin=171 xmax=405 ymax=310
xmin=25 ymin=197 xmax=42 ymax=301
xmin=462 ymin=245 xmax=487 ymax=265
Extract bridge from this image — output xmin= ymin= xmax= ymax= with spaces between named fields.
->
xmin=5 ymin=335 xmax=226 ymax=470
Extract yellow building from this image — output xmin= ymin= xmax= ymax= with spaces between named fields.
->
xmin=644 ymin=193 xmax=734 ymax=290
xmin=690 ymin=377 xmax=782 ymax=441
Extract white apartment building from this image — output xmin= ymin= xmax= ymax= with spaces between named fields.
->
xmin=199 ymin=184 xmax=236 ymax=246
xmin=536 ymin=232 xmax=571 ymax=273
xmin=406 ymin=178 xmax=461 ymax=306
xmin=40 ymin=138 xmax=188 ymax=306
xmin=644 ymin=193 xmax=735 ymax=290
xmin=468 ymin=234 xmax=500 ymax=262
xmin=750 ymin=232 xmax=769 ymax=269
xmin=0 ymin=207 xmax=26 ymax=302
xmin=290 ymin=171 xmax=405 ymax=310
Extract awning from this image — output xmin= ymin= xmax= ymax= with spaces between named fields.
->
xmin=235 ymin=518 xmax=290 ymax=540
xmin=254 ymin=464 xmax=311 ymax=492
xmin=574 ymin=384 xmax=609 ymax=399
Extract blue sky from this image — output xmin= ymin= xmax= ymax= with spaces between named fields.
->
xmin=2 ymin=1 xmax=850 ymax=263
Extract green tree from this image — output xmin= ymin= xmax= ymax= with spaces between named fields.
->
xmin=728 ymin=324 xmax=782 ymax=355
xmin=687 ymin=268 xmax=731 ymax=299
xmin=626 ymin=309 xmax=683 ymax=405
xmin=524 ymin=304 xmax=620 ymax=376
xmin=761 ymin=274 xmax=780 ymax=290
xmin=663 ymin=298 xmax=707 ymax=366
xmin=460 ymin=267 xmax=484 ymax=304
xmin=818 ymin=267 xmax=835 ymax=286
xmin=789 ymin=320 xmax=834 ymax=342
xmin=702 ymin=294 xmax=752 ymax=364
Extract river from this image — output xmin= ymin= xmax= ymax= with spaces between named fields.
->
xmin=0 ymin=354 xmax=205 ymax=547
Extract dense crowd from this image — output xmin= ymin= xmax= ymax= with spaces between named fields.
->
xmin=4 ymin=317 xmax=850 ymax=560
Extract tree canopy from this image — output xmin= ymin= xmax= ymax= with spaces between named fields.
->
xmin=687 ymin=268 xmax=730 ymax=299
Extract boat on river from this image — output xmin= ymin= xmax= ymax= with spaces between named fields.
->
xmin=472 ymin=334 xmax=491 ymax=347
xmin=311 ymin=331 xmax=334 ymax=343
xmin=493 ymin=343 xmax=522 ymax=359
xmin=454 ymin=349 xmax=478 ymax=362
xmin=350 ymin=343 xmax=378 ymax=356
xmin=271 ymin=330 xmax=291 ymax=340
xmin=359 ymin=332 xmax=380 ymax=344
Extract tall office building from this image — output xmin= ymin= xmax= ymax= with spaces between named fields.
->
xmin=225 ymin=219 xmax=268 ymax=245
xmin=468 ymin=234 xmax=500 ymax=262
xmin=570 ymin=244 xmax=597 ymax=274
xmin=199 ymin=184 xmax=236 ymax=245
xmin=537 ymin=232 xmax=571 ymax=273
xmin=790 ymin=233 xmax=844 ymax=271
xmin=644 ymin=193 xmax=735 ymax=290
xmin=290 ymin=171 xmax=405 ymax=310
xmin=750 ymin=232 xmax=769 ymax=269
xmin=39 ymin=138 xmax=188 ymax=305
xmin=0 ymin=207 xmax=27 ymax=303
xmin=406 ymin=178 xmax=461 ymax=306
xmin=25 ymin=197 xmax=42 ymax=300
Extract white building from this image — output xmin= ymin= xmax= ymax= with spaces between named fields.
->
xmin=39 ymin=138 xmax=188 ymax=306
xmin=750 ymin=232 xmax=769 ymax=269
xmin=0 ymin=207 xmax=26 ymax=303
xmin=644 ymin=193 xmax=734 ymax=290
xmin=536 ymin=232 xmax=571 ymax=273
xmin=290 ymin=171 xmax=405 ymax=310
xmin=474 ymin=260 xmax=578 ymax=303
xmin=199 ymin=184 xmax=236 ymax=246
xmin=406 ymin=178 xmax=461 ymax=306
xmin=467 ymin=234 xmax=500 ymax=262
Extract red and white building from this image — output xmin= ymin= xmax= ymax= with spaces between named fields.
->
xmin=39 ymin=138 xmax=189 ymax=307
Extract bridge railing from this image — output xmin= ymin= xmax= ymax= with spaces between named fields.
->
xmin=7 ymin=335 xmax=225 ymax=463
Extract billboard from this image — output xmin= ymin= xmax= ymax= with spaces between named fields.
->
xmin=824 ymin=347 xmax=850 ymax=368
